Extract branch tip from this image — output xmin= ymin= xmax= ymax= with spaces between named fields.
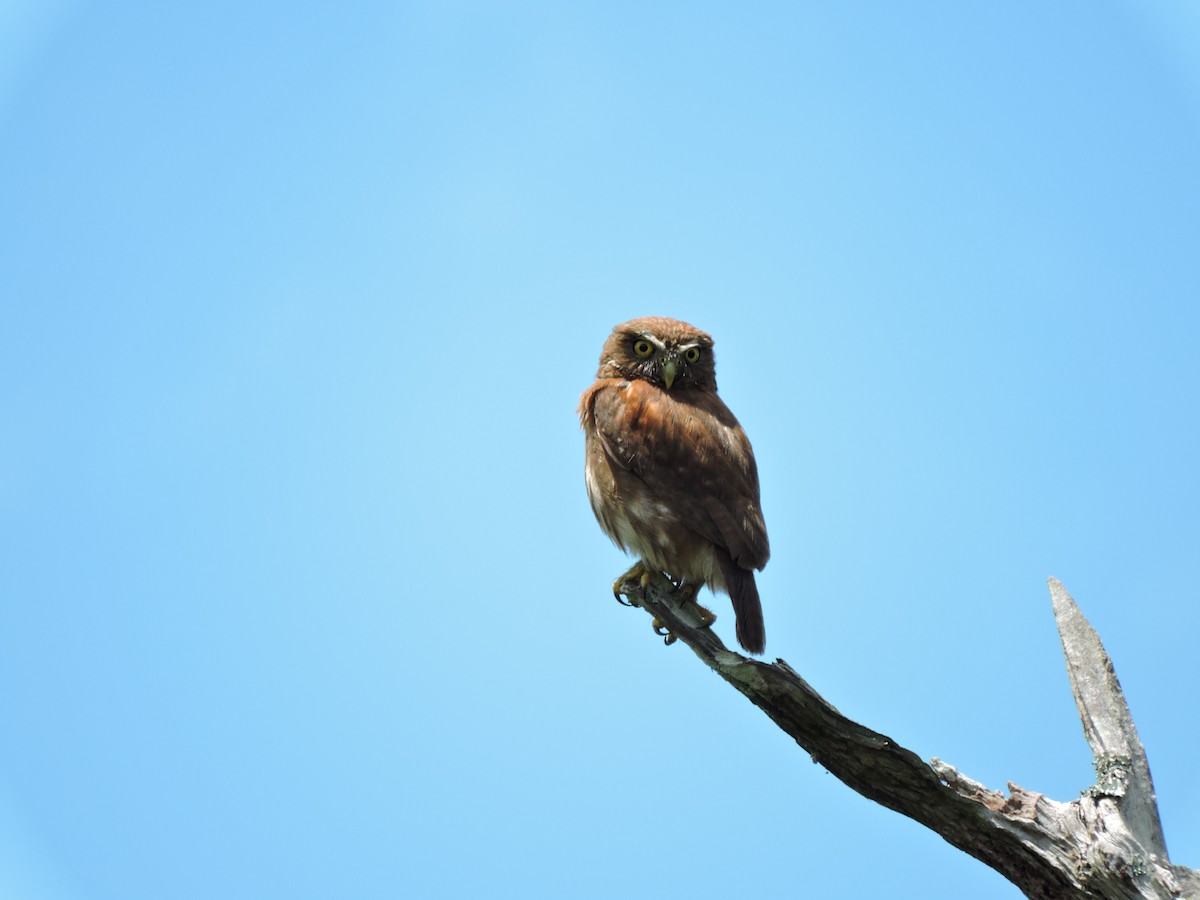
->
xmin=1048 ymin=579 xmax=1168 ymax=859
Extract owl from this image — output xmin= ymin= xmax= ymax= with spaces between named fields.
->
xmin=579 ymin=316 xmax=769 ymax=654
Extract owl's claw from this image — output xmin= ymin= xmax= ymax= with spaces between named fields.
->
xmin=650 ymin=584 xmax=717 ymax=646
xmin=612 ymin=561 xmax=672 ymax=606
xmin=652 ymin=618 xmax=678 ymax=645
xmin=612 ymin=562 xmax=650 ymax=606
xmin=611 ymin=566 xmax=717 ymax=646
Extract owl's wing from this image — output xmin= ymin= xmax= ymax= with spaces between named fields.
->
xmin=588 ymin=379 xmax=769 ymax=571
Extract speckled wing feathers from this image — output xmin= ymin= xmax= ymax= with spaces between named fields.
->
xmin=586 ymin=378 xmax=769 ymax=573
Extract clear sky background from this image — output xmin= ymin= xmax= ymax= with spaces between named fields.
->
xmin=2 ymin=3 xmax=1198 ymax=898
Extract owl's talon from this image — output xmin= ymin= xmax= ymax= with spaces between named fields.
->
xmin=651 ymin=618 xmax=678 ymax=645
xmin=611 ymin=564 xmax=707 ymax=647
xmin=612 ymin=562 xmax=650 ymax=606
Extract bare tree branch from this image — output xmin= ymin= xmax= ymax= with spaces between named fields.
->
xmin=1050 ymin=577 xmax=1168 ymax=859
xmin=617 ymin=573 xmax=1197 ymax=899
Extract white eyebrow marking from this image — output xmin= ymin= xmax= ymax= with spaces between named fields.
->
xmin=638 ymin=333 xmax=668 ymax=350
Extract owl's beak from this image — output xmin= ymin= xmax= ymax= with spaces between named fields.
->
xmin=660 ymin=357 xmax=678 ymax=390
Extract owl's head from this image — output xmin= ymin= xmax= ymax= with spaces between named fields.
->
xmin=597 ymin=316 xmax=717 ymax=392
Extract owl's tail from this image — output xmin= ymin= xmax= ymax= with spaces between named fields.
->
xmin=717 ymin=551 xmax=766 ymax=655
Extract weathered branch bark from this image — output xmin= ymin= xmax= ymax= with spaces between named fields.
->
xmin=1050 ymin=578 xmax=1168 ymax=860
xmin=619 ymin=573 xmax=1197 ymax=899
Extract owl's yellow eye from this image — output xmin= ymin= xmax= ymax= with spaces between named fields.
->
xmin=684 ymin=347 xmax=701 ymax=363
xmin=633 ymin=340 xmax=654 ymax=358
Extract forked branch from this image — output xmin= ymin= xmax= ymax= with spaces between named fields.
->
xmin=618 ymin=575 xmax=1197 ymax=899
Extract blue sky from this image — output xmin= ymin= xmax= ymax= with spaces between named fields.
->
xmin=2 ymin=3 xmax=1198 ymax=898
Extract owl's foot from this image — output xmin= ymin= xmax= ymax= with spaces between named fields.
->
xmin=612 ymin=562 xmax=646 ymax=606
xmin=612 ymin=562 xmax=670 ymax=606
xmin=613 ymin=568 xmax=716 ymax=644
xmin=691 ymin=601 xmax=718 ymax=628
xmin=651 ymin=583 xmax=716 ymax=645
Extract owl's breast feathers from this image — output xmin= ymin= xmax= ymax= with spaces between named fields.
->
xmin=578 ymin=378 xmax=769 ymax=576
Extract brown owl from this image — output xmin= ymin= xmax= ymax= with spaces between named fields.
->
xmin=579 ymin=316 xmax=769 ymax=654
